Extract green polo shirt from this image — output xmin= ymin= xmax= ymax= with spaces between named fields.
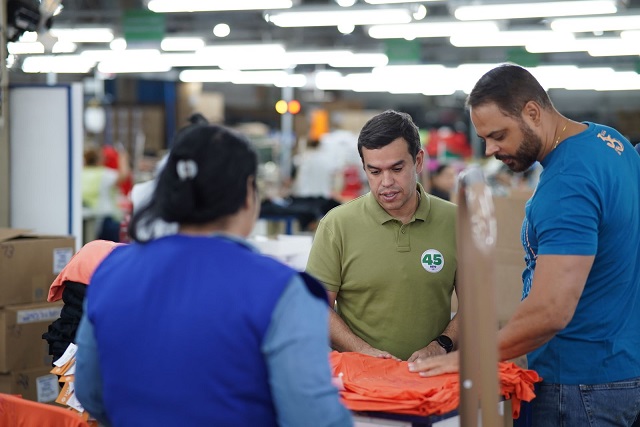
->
xmin=306 ymin=184 xmax=457 ymax=361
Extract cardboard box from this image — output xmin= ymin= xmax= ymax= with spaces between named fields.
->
xmin=0 ymin=366 xmax=60 ymax=402
xmin=493 ymin=191 xmax=532 ymax=251
xmin=450 ymin=193 xmax=529 ymax=325
xmin=0 ymin=302 xmax=63 ymax=373
xmin=0 ymin=229 xmax=75 ymax=306
xmin=493 ymin=192 xmax=530 ymax=323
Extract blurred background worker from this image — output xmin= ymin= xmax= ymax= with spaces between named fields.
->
xmin=81 ymin=144 xmax=130 ymax=242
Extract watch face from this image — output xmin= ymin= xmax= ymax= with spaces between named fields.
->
xmin=437 ymin=335 xmax=453 ymax=352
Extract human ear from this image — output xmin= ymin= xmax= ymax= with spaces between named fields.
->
xmin=522 ymin=101 xmax=541 ymax=126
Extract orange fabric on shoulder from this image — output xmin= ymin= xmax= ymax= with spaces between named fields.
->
xmin=329 ymin=351 xmax=541 ymax=419
xmin=47 ymin=240 xmax=124 ymax=302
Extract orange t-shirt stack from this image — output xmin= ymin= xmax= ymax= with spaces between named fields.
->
xmin=329 ymin=351 xmax=541 ymax=419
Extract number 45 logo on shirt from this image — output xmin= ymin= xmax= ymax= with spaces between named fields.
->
xmin=421 ymin=249 xmax=444 ymax=273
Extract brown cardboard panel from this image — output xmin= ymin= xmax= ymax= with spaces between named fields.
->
xmin=493 ymin=191 xmax=531 ymax=251
xmin=0 ymin=229 xmax=75 ymax=306
xmin=0 ymin=366 xmax=60 ymax=402
xmin=495 ymin=259 xmax=525 ymax=324
xmin=0 ymin=302 xmax=63 ymax=373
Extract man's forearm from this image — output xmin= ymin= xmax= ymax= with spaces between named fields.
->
xmin=440 ymin=313 xmax=459 ymax=350
xmin=328 ymin=310 xmax=372 ymax=353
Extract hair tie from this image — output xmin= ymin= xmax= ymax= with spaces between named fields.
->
xmin=176 ymin=159 xmax=198 ymax=181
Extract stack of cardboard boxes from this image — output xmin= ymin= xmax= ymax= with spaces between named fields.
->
xmin=0 ymin=229 xmax=75 ymax=402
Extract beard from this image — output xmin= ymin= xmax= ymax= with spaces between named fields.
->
xmin=495 ymin=121 xmax=542 ymax=172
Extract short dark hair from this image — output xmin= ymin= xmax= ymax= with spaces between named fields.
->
xmin=467 ymin=64 xmax=553 ymax=118
xmin=130 ymin=124 xmax=258 ymax=242
xmin=357 ymin=110 xmax=421 ymax=162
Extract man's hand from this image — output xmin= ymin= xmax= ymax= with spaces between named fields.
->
xmin=359 ymin=347 xmax=401 ymax=361
xmin=407 ymin=350 xmax=460 ymax=376
xmin=407 ymin=341 xmax=447 ymax=363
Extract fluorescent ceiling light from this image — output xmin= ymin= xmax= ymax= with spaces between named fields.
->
xmin=162 ymin=53 xmax=221 ymax=67
xmin=592 ymin=72 xmax=640 ymax=91
xmin=81 ymin=49 xmax=161 ymax=62
xmin=197 ymin=43 xmax=285 ymax=56
xmin=110 ymin=38 xmax=127 ymax=50
xmin=455 ymin=0 xmax=616 ymax=21
xmin=621 ymin=30 xmax=640 ymax=40
xmin=368 ymin=21 xmax=500 ymax=39
xmin=365 ymin=0 xmax=444 ymax=3
xmin=180 ymin=69 xmax=233 ymax=82
xmin=213 ymin=24 xmax=230 ymax=38
xmin=328 ymin=53 xmax=389 ymax=68
xmin=50 ymin=28 xmax=114 ymax=43
xmin=286 ymin=50 xmax=352 ymax=64
xmin=148 ymin=0 xmax=292 ymax=13
xmin=161 ymin=37 xmax=205 ymax=51
xmin=526 ymin=38 xmax=598 ymax=53
xmin=98 ymin=59 xmax=171 ymax=74
xmin=19 ymin=31 xmax=38 ymax=42
xmin=338 ymin=24 xmax=355 ymax=34
xmin=52 ymin=41 xmax=78 ymax=54
xmin=265 ymin=6 xmax=413 ymax=27
xmin=551 ymin=14 xmax=640 ymax=32
xmin=588 ymin=40 xmax=640 ymax=56
xmin=22 ymin=55 xmax=96 ymax=73
xmin=451 ymin=30 xmax=573 ymax=47
xmin=8 ymin=42 xmax=44 ymax=55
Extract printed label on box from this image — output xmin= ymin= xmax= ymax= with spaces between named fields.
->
xmin=17 ymin=306 xmax=62 ymax=324
xmin=36 ymin=374 xmax=60 ymax=403
xmin=53 ymin=247 xmax=74 ymax=274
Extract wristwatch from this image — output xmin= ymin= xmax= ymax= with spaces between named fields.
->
xmin=434 ymin=335 xmax=454 ymax=353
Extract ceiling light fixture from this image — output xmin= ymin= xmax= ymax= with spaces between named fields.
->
xmin=454 ymin=0 xmax=616 ymax=21
xmin=550 ymin=14 xmax=640 ymax=32
xmin=148 ymin=0 xmax=292 ymax=13
xmin=22 ymin=55 xmax=96 ymax=73
xmin=451 ymin=30 xmax=574 ymax=47
xmin=338 ymin=23 xmax=355 ymax=34
xmin=265 ymin=6 xmax=414 ymax=27
xmin=368 ymin=20 xmax=500 ymax=39
xmin=365 ymin=0 xmax=444 ymax=3
xmin=213 ymin=24 xmax=231 ymax=38
xmin=328 ymin=53 xmax=389 ymax=68
xmin=8 ymin=42 xmax=45 ymax=55
xmin=160 ymin=37 xmax=205 ymax=51
xmin=49 ymin=28 xmax=114 ymax=43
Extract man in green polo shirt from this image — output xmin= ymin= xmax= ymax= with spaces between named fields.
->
xmin=306 ymin=110 xmax=458 ymax=362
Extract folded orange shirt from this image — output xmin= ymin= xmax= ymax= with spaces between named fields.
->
xmin=329 ymin=351 xmax=541 ymax=419
xmin=48 ymin=240 xmax=123 ymax=302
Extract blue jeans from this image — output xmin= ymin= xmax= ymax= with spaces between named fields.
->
xmin=532 ymin=378 xmax=640 ymax=427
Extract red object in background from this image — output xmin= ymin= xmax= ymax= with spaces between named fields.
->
xmin=425 ymin=129 xmax=472 ymax=159
xmin=102 ymin=145 xmax=133 ymax=196
xmin=340 ymin=165 xmax=363 ymax=201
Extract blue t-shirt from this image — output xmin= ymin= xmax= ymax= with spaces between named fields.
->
xmin=521 ymin=122 xmax=640 ymax=384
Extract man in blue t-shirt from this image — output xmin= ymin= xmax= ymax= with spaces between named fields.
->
xmin=409 ymin=64 xmax=640 ymax=426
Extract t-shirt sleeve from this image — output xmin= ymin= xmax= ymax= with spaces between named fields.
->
xmin=262 ymin=275 xmax=353 ymax=427
xmin=532 ymin=173 xmax=599 ymax=256
xmin=305 ymin=219 xmax=343 ymax=293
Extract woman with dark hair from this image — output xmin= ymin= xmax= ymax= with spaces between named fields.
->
xmin=74 ymin=123 xmax=353 ymax=427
